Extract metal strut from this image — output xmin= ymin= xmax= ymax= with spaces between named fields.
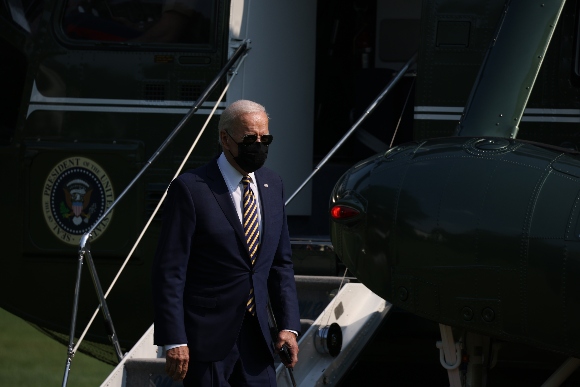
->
xmin=62 ymin=239 xmax=123 ymax=387
xmin=61 ymin=39 xmax=252 ymax=387
xmin=437 ymin=324 xmax=463 ymax=387
xmin=84 ymin=245 xmax=124 ymax=361
xmin=284 ymin=52 xmax=417 ymax=206
xmin=62 ymin=242 xmax=86 ymax=387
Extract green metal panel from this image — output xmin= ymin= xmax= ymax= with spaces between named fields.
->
xmin=0 ymin=0 xmax=232 ymax=363
xmin=457 ymin=0 xmax=567 ymax=138
xmin=330 ymin=137 xmax=580 ymax=357
xmin=414 ymin=0 xmax=580 ymax=149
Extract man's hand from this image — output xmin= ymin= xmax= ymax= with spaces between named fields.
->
xmin=276 ymin=330 xmax=299 ymax=368
xmin=165 ymin=346 xmax=189 ymax=381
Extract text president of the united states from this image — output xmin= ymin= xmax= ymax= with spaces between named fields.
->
xmin=152 ymin=99 xmax=301 ymax=386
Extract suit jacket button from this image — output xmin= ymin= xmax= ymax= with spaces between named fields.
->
xmin=250 ymin=270 xmax=255 ymax=275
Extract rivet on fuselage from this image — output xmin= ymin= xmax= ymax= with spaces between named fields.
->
xmin=397 ymin=287 xmax=409 ymax=301
xmin=482 ymin=307 xmax=495 ymax=322
xmin=462 ymin=307 xmax=473 ymax=321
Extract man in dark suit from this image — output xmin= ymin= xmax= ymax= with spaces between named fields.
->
xmin=152 ymin=100 xmax=301 ymax=386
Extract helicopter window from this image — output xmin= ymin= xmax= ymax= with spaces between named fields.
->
xmin=61 ymin=0 xmax=214 ymax=46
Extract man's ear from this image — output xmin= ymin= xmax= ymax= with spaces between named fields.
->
xmin=220 ymin=131 xmax=228 ymax=147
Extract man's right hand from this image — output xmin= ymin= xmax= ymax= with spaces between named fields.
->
xmin=165 ymin=346 xmax=189 ymax=381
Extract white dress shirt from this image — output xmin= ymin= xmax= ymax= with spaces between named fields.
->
xmin=216 ymin=152 xmax=262 ymax=241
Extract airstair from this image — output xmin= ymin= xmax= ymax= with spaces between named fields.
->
xmin=101 ymin=277 xmax=391 ymax=387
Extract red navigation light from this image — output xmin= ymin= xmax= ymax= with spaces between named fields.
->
xmin=330 ymin=205 xmax=360 ymax=220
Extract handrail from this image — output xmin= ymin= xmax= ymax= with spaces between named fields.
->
xmin=61 ymin=39 xmax=251 ymax=387
xmin=71 ymin=53 xmax=249 ymax=359
xmin=80 ymin=39 xmax=251 ymax=249
xmin=284 ymin=52 xmax=417 ymax=206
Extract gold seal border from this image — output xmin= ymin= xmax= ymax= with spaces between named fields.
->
xmin=42 ymin=157 xmax=115 ymax=246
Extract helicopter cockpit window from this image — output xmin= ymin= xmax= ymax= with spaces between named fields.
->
xmin=61 ymin=0 xmax=214 ymax=45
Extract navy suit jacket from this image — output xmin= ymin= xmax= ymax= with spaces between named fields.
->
xmin=152 ymin=158 xmax=301 ymax=362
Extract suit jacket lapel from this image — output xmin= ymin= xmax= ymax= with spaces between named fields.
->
xmin=255 ymin=170 xmax=272 ymax=262
xmin=205 ymin=159 xmax=246 ymax=247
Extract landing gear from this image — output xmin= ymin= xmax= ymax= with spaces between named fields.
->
xmin=437 ymin=324 xmax=463 ymax=387
xmin=437 ymin=325 xmax=493 ymax=387
xmin=437 ymin=325 xmax=580 ymax=386
xmin=542 ymin=358 xmax=580 ymax=387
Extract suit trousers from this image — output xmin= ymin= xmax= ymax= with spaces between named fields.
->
xmin=183 ymin=312 xmax=276 ymax=387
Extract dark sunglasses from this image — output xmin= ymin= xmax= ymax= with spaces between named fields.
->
xmin=227 ymin=131 xmax=274 ymax=146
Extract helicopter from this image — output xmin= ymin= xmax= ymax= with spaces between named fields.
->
xmin=3 ymin=0 xmax=580 ymax=385
xmin=0 ymin=0 xmax=419 ymax=369
xmin=330 ymin=0 xmax=580 ymax=384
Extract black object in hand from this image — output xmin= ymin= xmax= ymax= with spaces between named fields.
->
xmin=279 ymin=344 xmax=292 ymax=366
xmin=279 ymin=344 xmax=296 ymax=386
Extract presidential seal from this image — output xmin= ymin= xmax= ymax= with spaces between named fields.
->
xmin=42 ymin=157 xmax=114 ymax=245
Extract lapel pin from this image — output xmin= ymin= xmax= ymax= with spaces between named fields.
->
xmin=264 ymin=184 xmax=269 ymax=188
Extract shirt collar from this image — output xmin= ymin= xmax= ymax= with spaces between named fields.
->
xmin=217 ymin=152 xmax=256 ymax=191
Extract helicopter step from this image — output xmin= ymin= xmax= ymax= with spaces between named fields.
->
xmin=100 ymin=279 xmax=390 ymax=387
xmin=276 ymin=282 xmax=390 ymax=387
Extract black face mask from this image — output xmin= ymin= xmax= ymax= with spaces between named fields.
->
xmin=227 ymin=137 xmax=269 ymax=173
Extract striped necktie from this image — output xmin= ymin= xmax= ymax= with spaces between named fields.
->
xmin=242 ymin=175 xmax=259 ymax=315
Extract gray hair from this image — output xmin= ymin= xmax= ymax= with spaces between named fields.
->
xmin=218 ymin=100 xmax=268 ymax=145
